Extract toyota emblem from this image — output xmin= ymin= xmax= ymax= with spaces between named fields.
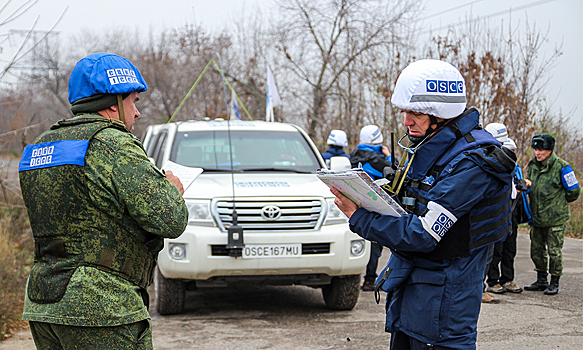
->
xmin=261 ymin=205 xmax=281 ymax=220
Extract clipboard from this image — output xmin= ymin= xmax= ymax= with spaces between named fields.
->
xmin=317 ymin=168 xmax=406 ymax=217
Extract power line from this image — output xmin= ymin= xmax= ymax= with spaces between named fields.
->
xmin=421 ymin=0 xmax=485 ymax=20
xmin=420 ymin=0 xmax=557 ymax=34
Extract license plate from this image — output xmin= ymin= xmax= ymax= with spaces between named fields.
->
xmin=242 ymin=243 xmax=301 ymax=258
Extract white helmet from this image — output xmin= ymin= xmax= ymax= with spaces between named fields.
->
xmin=503 ymin=138 xmax=517 ymax=151
xmin=485 ymin=122 xmax=508 ymax=142
xmin=326 ymin=130 xmax=348 ymax=147
xmin=360 ymin=125 xmax=383 ymax=144
xmin=391 ymin=59 xmax=466 ymax=119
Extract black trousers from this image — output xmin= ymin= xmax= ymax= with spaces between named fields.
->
xmin=487 ymin=218 xmax=518 ymax=286
xmin=390 ymin=331 xmax=456 ymax=350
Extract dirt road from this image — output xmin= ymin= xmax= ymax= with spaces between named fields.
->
xmin=2 ymin=233 xmax=582 ymax=350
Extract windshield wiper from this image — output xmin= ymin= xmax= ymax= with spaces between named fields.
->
xmin=200 ymin=168 xmax=243 ymax=173
xmin=240 ymin=167 xmax=312 ymax=174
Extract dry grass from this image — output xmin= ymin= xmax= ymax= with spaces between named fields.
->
xmin=566 ymin=198 xmax=583 ymax=239
xmin=0 ymin=209 xmax=33 ymax=340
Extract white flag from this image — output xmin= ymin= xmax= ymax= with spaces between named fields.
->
xmin=266 ymin=65 xmax=281 ymax=122
xmin=230 ymin=90 xmax=241 ymax=120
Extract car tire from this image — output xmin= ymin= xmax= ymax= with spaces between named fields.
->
xmin=155 ymin=266 xmax=185 ymax=315
xmin=322 ymin=275 xmax=360 ymax=310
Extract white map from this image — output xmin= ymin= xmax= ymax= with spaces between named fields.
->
xmin=162 ymin=160 xmax=203 ymax=191
xmin=317 ymin=168 xmax=405 ymax=217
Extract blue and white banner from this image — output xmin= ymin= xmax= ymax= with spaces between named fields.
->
xmin=266 ymin=65 xmax=281 ymax=122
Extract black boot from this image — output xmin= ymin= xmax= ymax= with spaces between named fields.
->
xmin=544 ymin=275 xmax=560 ymax=295
xmin=524 ymin=271 xmax=548 ymax=291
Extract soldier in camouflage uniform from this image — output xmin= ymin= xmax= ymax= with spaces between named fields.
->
xmin=524 ymin=133 xmax=580 ymax=295
xmin=18 ymin=53 xmax=189 ymax=349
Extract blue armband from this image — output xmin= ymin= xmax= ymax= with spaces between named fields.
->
xmin=19 ymin=140 xmax=90 ymax=172
xmin=561 ymin=165 xmax=580 ymax=191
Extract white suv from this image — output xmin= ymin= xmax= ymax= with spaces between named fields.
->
xmin=142 ymin=120 xmax=369 ymax=315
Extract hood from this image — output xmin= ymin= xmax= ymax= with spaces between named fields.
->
xmin=184 ymin=173 xmax=333 ymax=199
xmin=465 ymin=145 xmax=517 ymax=183
xmin=357 ymin=144 xmax=384 ymax=154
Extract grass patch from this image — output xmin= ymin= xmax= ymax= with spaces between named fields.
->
xmin=0 ymin=209 xmax=33 ymax=340
xmin=566 ymin=198 xmax=582 ymax=239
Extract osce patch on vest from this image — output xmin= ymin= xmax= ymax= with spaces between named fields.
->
xmin=19 ymin=140 xmax=89 ymax=171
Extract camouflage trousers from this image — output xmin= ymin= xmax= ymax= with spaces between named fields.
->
xmin=530 ymin=225 xmax=565 ymax=277
xmin=29 ymin=319 xmax=152 ymax=350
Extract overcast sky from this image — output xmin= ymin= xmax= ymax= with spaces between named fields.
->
xmin=1 ymin=0 xmax=581 ymax=129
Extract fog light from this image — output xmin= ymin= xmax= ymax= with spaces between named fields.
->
xmin=169 ymin=243 xmax=186 ymax=260
xmin=350 ymin=240 xmax=365 ymax=257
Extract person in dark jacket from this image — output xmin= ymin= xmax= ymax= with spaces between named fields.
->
xmin=485 ymin=137 xmax=528 ymax=295
xmin=523 ymin=133 xmax=580 ymax=295
xmin=331 ymin=59 xmax=515 ymax=350
xmin=350 ymin=125 xmax=392 ymax=180
xmin=350 ymin=125 xmax=392 ymax=291
xmin=321 ymin=129 xmax=350 ymax=167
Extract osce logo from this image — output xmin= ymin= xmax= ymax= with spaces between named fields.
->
xmin=30 ymin=146 xmax=54 ymax=167
xmin=106 ymin=68 xmax=139 ymax=85
xmin=431 ymin=213 xmax=454 ymax=237
xmin=426 ymin=80 xmax=464 ymax=94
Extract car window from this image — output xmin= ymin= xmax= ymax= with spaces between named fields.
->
xmin=169 ymin=130 xmax=320 ymax=172
xmin=152 ymin=130 xmax=168 ymax=168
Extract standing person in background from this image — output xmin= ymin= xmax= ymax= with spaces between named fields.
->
xmin=481 ymin=122 xmax=511 ymax=303
xmin=524 ymin=133 xmax=580 ymax=295
xmin=350 ymin=125 xmax=392 ymax=291
xmin=18 ymin=53 xmax=189 ymax=349
xmin=321 ymin=129 xmax=350 ymax=167
xmin=485 ymin=138 xmax=529 ymax=295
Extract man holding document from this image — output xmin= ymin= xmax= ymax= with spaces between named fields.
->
xmin=19 ymin=53 xmax=188 ymax=349
xmin=330 ymin=59 xmax=516 ymax=350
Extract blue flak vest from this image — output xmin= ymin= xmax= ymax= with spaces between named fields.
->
xmin=396 ymin=108 xmax=516 ymax=261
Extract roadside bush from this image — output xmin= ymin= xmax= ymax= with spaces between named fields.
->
xmin=0 ymin=208 xmax=33 ymax=340
xmin=566 ymin=199 xmax=582 ymax=239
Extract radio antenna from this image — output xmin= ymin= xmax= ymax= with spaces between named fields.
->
xmin=216 ymin=55 xmax=244 ymax=256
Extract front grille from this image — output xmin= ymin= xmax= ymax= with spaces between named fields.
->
xmin=211 ymin=243 xmax=330 ymax=256
xmin=213 ymin=199 xmax=323 ymax=231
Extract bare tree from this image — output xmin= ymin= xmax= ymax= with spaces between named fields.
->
xmin=273 ymin=0 xmax=421 ymax=140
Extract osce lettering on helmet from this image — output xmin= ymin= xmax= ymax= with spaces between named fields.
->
xmin=106 ymin=68 xmax=140 ymax=85
xmin=426 ymin=80 xmax=464 ymax=94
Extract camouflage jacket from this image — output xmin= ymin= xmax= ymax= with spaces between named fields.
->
xmin=527 ymin=152 xmax=581 ymax=227
xmin=19 ymin=115 xmax=188 ymax=326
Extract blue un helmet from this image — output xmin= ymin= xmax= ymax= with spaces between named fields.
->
xmin=68 ymin=53 xmax=148 ymax=121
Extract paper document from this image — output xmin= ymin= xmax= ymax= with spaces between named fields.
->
xmin=162 ymin=160 xmax=203 ymax=191
xmin=317 ymin=168 xmax=406 ymax=217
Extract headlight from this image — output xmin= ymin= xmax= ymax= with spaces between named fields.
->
xmin=324 ymin=198 xmax=348 ymax=225
xmin=169 ymin=243 xmax=186 ymax=260
xmin=185 ymin=200 xmax=215 ymax=226
xmin=350 ymin=240 xmax=365 ymax=257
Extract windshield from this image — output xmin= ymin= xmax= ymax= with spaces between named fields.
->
xmin=169 ymin=130 xmax=321 ymax=172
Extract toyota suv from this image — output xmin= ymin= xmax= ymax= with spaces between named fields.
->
xmin=141 ymin=119 xmax=369 ymax=315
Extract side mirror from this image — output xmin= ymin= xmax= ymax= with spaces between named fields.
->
xmin=329 ymin=156 xmax=351 ymax=171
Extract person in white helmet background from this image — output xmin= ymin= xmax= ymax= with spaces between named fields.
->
xmin=18 ymin=53 xmax=188 ymax=349
xmin=349 ymin=125 xmax=393 ymax=291
xmin=483 ymin=125 xmax=529 ymax=302
xmin=321 ymin=129 xmax=350 ymax=166
xmin=331 ymin=59 xmax=516 ymax=349
xmin=349 ymin=125 xmax=392 ymax=180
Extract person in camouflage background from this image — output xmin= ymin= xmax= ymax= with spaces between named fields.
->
xmin=18 ymin=53 xmax=188 ymax=349
xmin=524 ymin=133 xmax=580 ymax=295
